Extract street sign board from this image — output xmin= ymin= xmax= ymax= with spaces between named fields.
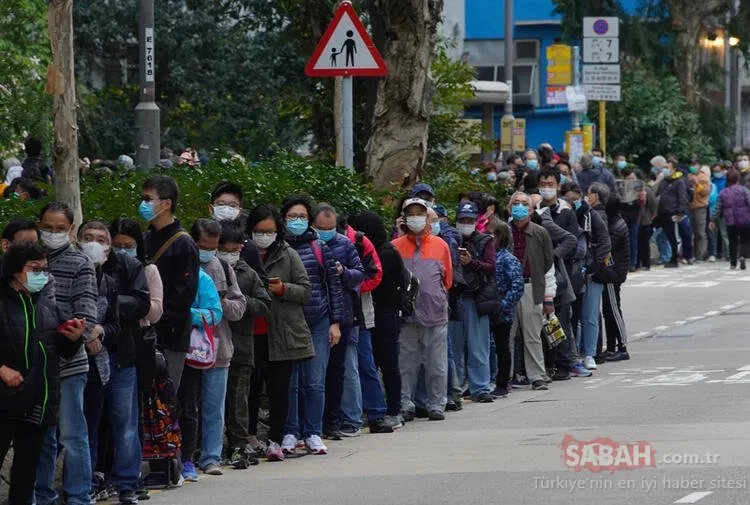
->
xmin=584 ymin=84 xmax=621 ymax=102
xmin=566 ymin=86 xmax=588 ymax=112
xmin=546 ymin=44 xmax=573 ymax=86
xmin=583 ymin=64 xmax=621 ymax=84
xmin=512 ymin=119 xmax=526 ymax=152
xmin=546 ymin=86 xmax=568 ymax=106
xmin=583 ymin=37 xmax=619 ymax=63
xmin=305 ymin=2 xmax=387 ymax=77
xmin=583 ymin=17 xmax=620 ymax=38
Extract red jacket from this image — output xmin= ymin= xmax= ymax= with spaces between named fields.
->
xmin=346 ymin=225 xmax=383 ymax=293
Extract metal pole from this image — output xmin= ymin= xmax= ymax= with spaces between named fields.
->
xmin=598 ymin=100 xmax=606 ymax=154
xmin=343 ymin=76 xmax=354 ymax=170
xmin=504 ymin=0 xmax=513 ymax=117
xmin=573 ymin=45 xmax=581 ymax=130
xmin=135 ymin=0 xmax=160 ymax=170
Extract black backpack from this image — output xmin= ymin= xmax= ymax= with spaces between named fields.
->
xmin=398 ymin=268 xmax=420 ymax=318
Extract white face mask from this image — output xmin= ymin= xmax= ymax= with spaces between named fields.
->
xmin=212 ymin=205 xmax=241 ymax=222
xmin=740 ymin=160 xmax=750 ymax=170
xmin=41 ymin=230 xmax=71 ymax=250
xmin=217 ymin=250 xmax=241 ymax=266
xmin=540 ymin=188 xmax=558 ymax=201
xmin=457 ymin=223 xmax=476 ymax=237
xmin=252 ymin=232 xmax=277 ymax=250
xmin=405 ymin=216 xmax=427 ymax=234
xmin=80 ymin=241 xmax=107 ymax=266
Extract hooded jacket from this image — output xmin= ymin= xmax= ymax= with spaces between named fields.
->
xmin=657 ymin=172 xmax=689 ymax=216
xmin=200 ymin=257 xmax=246 ymax=368
xmin=606 ymin=211 xmax=631 ymax=284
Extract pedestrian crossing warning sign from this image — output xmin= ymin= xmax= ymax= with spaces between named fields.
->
xmin=305 ymin=2 xmax=388 ymax=77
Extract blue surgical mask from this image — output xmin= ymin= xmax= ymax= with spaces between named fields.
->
xmin=662 ymin=168 xmax=671 ymax=177
xmin=574 ymin=199 xmax=583 ymax=210
xmin=526 ymin=159 xmax=538 ymax=170
xmin=592 ymin=156 xmax=602 ymax=166
xmin=115 ymin=246 xmax=138 ymax=258
xmin=713 ymin=171 xmax=726 ymax=179
xmin=314 ymin=228 xmax=336 ymax=243
xmin=651 ymin=166 xmax=659 ymax=175
xmin=689 ymin=166 xmax=698 ymax=174
xmin=199 ymin=249 xmax=217 ymax=264
xmin=616 ymin=160 xmax=627 ymax=170
xmin=431 ymin=222 xmax=441 ymax=236
xmin=286 ymin=218 xmax=308 ymax=237
xmin=511 ymin=204 xmax=529 ymax=221
xmin=139 ymin=200 xmax=156 ymax=222
xmin=560 ymin=175 xmax=569 ymax=185
xmin=24 ymin=271 xmax=49 ymax=293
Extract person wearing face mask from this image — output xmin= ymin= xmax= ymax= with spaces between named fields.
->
xmin=35 ymin=202 xmax=98 ymax=505
xmin=79 ymin=221 xmax=149 ymax=505
xmin=735 ymin=153 xmax=750 ymax=186
xmin=183 ymin=219 xmax=243 ymax=479
xmin=141 ymin=176 xmax=199 ymax=390
xmin=710 ymin=169 xmax=750 ymax=270
xmin=279 ymin=194 xmax=344 ymax=456
xmin=709 ymin=164 xmax=728 ymax=261
xmin=688 ymin=166 xmax=710 ymax=261
xmin=655 ymin=156 xmax=690 ymax=267
xmin=448 ymin=201 xmax=497 ymax=403
xmin=576 ymin=153 xmax=617 ymax=195
xmin=613 ymin=153 xmax=628 ymax=174
xmin=524 ymin=150 xmax=540 ymax=171
xmin=392 ymin=198 xmax=452 ymax=421
xmin=245 ymin=204 xmax=312 ymax=461
xmin=0 ymin=243 xmax=85 ymax=505
xmin=217 ymin=220 xmax=271 ymax=468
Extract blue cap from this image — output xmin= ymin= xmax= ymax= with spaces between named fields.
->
xmin=456 ymin=201 xmax=479 ymax=220
xmin=433 ymin=203 xmax=447 ymax=217
xmin=411 ymin=183 xmax=435 ymax=197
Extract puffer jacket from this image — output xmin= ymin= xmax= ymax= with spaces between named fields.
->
xmin=324 ymin=232 xmax=365 ymax=328
xmin=606 ymin=212 xmax=631 ymax=284
xmin=712 ymin=184 xmax=750 ymax=227
xmin=285 ymin=229 xmax=344 ymax=325
xmin=200 ymin=257 xmax=246 ymax=368
xmin=191 ymin=268 xmax=223 ymax=328
xmin=657 ymin=172 xmax=689 ymax=216
xmin=0 ymin=278 xmax=82 ymax=426
xmin=229 ymin=260 xmax=271 ymax=367
xmin=263 ymin=240 xmax=313 ymax=362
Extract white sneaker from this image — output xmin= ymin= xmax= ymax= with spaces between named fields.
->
xmin=708 ymin=255 xmax=716 ymax=263
xmin=584 ymin=356 xmax=598 ymax=370
xmin=281 ymin=434 xmax=297 ymax=454
xmin=305 ymin=435 xmax=328 ymax=455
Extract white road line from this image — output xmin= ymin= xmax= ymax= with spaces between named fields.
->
xmin=703 ymin=311 xmax=719 ymax=316
xmin=686 ymin=316 xmax=705 ymax=321
xmin=720 ymin=304 xmax=735 ymax=310
xmin=631 ymin=332 xmax=650 ymax=339
xmin=653 ymin=325 xmax=670 ymax=331
xmin=674 ymin=491 xmax=713 ymax=503
xmin=672 ymin=320 xmax=687 ymax=326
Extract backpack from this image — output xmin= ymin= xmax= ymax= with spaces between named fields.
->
xmin=185 ymin=315 xmax=217 ymax=369
xmin=398 ymin=268 xmax=420 ymax=318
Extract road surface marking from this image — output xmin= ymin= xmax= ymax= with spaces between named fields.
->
xmin=674 ymin=491 xmax=713 ymax=503
xmin=653 ymin=325 xmax=670 ymax=331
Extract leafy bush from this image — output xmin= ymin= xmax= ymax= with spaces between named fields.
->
xmin=0 ymin=154 xmax=385 ymax=233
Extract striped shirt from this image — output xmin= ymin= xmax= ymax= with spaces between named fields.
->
xmin=49 ymin=244 xmax=98 ymax=378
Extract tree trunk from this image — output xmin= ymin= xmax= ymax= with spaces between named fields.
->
xmin=366 ymin=0 xmax=444 ymax=192
xmin=48 ymin=0 xmax=82 ymax=225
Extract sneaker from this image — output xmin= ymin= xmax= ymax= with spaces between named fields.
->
xmin=628 ymin=266 xmax=637 ymax=273
xmin=708 ymin=255 xmax=716 ymax=263
xmin=473 ymin=392 xmax=494 ymax=403
xmin=541 ymin=374 xmax=553 ymax=384
xmin=687 ymin=258 xmax=695 ymax=265
xmin=445 ymin=399 xmax=460 ymax=411
xmin=182 ymin=461 xmax=198 ymax=482
xmin=401 ymin=410 xmax=415 ymax=422
xmin=414 ymin=406 xmax=430 ymax=418
xmin=731 ymin=265 xmax=737 ymax=270
xmin=512 ymin=375 xmax=530 ymax=388
xmin=281 ymin=434 xmax=297 ymax=455
xmin=741 ymin=258 xmax=747 ymax=270
xmin=428 ymin=410 xmax=445 ymax=421
xmin=384 ymin=415 xmax=403 ymax=430
xmin=531 ymin=380 xmax=548 ymax=390
xmin=553 ymin=369 xmax=571 ymax=381
xmin=305 ymin=435 xmax=328 ymax=455
xmin=583 ymin=356 xmax=598 ymax=370
xmin=491 ymin=385 xmax=510 ymax=398
xmin=324 ymin=424 xmax=343 ymax=440
xmin=570 ymin=363 xmax=593 ymax=377
xmin=136 ymin=489 xmax=149 ymax=502
xmin=119 ymin=491 xmax=138 ymax=505
xmin=594 ymin=353 xmax=608 ymax=364
xmin=202 ymin=462 xmax=222 ymax=476
xmin=247 ymin=436 xmax=267 ymax=455
xmin=368 ymin=418 xmax=394 ymax=434
xmin=340 ymin=426 xmax=361 ymax=437
xmin=607 ymin=350 xmax=631 ymax=361
xmin=265 ymin=441 xmax=284 ymax=462
xmin=229 ymin=446 xmax=256 ymax=469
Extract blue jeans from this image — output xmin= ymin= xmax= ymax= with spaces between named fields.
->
xmin=655 ymin=229 xmax=672 ymax=263
xmin=357 ymin=328 xmax=387 ymax=422
xmin=449 ymin=320 xmax=465 ymax=389
xmin=677 ymin=215 xmax=693 ymax=260
xmin=199 ymin=367 xmax=229 ymax=468
xmin=579 ymin=280 xmax=604 ymax=358
xmin=286 ymin=316 xmax=330 ymax=438
xmin=35 ymin=372 xmax=91 ymax=505
xmin=460 ymin=297 xmax=491 ymax=396
xmin=340 ymin=330 xmax=362 ymax=428
xmin=628 ymin=222 xmax=639 ymax=268
xmin=85 ymin=361 xmax=141 ymax=494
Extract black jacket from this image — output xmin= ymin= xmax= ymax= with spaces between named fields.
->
xmin=657 ymin=173 xmax=689 ymax=216
xmin=575 ymin=202 xmax=612 ymax=276
xmin=145 ymin=220 xmax=199 ymax=352
xmin=0 ymin=279 xmax=81 ymax=426
xmin=606 ymin=213 xmax=631 ymax=284
xmin=230 ymin=260 xmax=271 ymax=366
xmin=102 ymin=251 xmax=150 ymax=367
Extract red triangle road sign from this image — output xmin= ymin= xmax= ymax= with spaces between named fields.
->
xmin=305 ymin=2 xmax=388 ymax=77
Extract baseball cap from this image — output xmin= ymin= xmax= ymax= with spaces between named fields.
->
xmin=433 ymin=203 xmax=447 ymax=218
xmin=456 ymin=201 xmax=479 ymax=220
xmin=402 ymin=198 xmax=430 ymax=212
xmin=410 ymin=183 xmax=435 ymax=198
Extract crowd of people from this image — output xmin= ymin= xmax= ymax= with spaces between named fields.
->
xmin=1 ymin=141 xmax=747 ymax=505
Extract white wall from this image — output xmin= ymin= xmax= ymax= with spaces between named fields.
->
xmin=441 ymin=0 xmax=465 ymax=60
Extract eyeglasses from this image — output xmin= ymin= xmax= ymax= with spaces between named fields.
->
xmin=286 ymin=214 xmax=308 ymax=220
xmin=25 ymin=266 xmax=49 ymax=274
xmin=253 ymin=231 xmax=277 ymax=236
xmin=141 ymin=196 xmax=162 ymax=203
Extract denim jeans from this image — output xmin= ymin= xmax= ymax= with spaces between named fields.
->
xmin=340 ymin=328 xmax=362 ymax=428
xmin=677 ymin=214 xmax=693 ymax=260
xmin=449 ymin=320 xmax=465 ymax=389
xmin=358 ymin=328 xmax=387 ymax=422
xmin=35 ymin=372 xmax=91 ymax=505
xmin=459 ymin=297 xmax=491 ymax=396
xmin=579 ymin=280 xmax=605 ymax=358
xmin=628 ymin=222 xmax=639 ymax=268
xmin=654 ymin=228 xmax=672 ymax=263
xmin=199 ymin=367 xmax=229 ymax=468
xmin=286 ymin=316 xmax=330 ymax=439
xmin=84 ymin=359 xmax=141 ymax=494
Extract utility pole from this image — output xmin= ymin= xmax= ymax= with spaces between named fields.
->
xmin=135 ymin=0 xmax=160 ymax=170
xmin=501 ymin=0 xmax=514 ymax=163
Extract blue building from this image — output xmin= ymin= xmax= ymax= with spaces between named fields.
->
xmin=443 ymin=0 xmax=640 ymax=152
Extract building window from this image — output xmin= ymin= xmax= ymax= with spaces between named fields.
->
xmin=465 ymin=39 xmax=540 ymax=107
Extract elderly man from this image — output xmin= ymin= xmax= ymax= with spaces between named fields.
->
xmin=509 ymin=192 xmax=555 ymax=390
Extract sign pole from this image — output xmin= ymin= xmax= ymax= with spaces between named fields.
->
xmin=598 ymin=100 xmax=606 ymax=155
xmin=343 ymin=76 xmax=354 ymax=170
xmin=135 ymin=0 xmax=160 ymax=170
xmin=573 ymin=46 xmax=581 ymax=130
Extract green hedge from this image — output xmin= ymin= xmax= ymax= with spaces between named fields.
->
xmin=0 ymin=155 xmax=386 ymax=232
